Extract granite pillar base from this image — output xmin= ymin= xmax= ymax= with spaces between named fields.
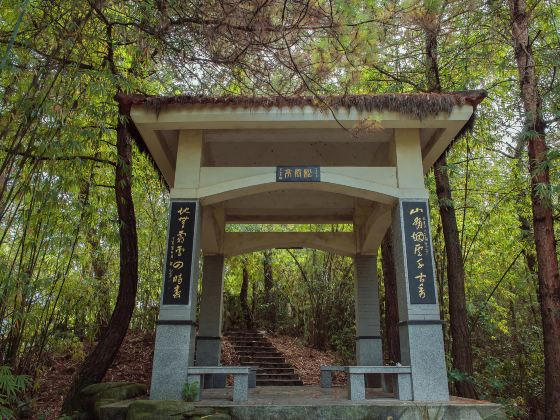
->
xmin=150 ymin=322 xmax=195 ymax=400
xmin=356 ymin=337 xmax=383 ymax=388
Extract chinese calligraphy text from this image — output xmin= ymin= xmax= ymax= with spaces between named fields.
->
xmin=276 ymin=166 xmax=320 ymax=182
xmin=402 ymin=201 xmax=437 ymax=304
xmin=162 ymin=201 xmax=197 ymax=305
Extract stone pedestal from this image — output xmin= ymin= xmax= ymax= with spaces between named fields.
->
xmin=354 ymin=255 xmax=383 ymax=388
xmin=151 ymin=320 xmax=196 ymax=400
xmin=150 ymin=200 xmax=201 ymax=400
xmin=391 ymin=199 xmax=449 ymax=401
xmin=196 ymin=254 xmax=226 ymax=388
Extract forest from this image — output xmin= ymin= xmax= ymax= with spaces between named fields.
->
xmin=0 ymin=0 xmax=559 ymax=419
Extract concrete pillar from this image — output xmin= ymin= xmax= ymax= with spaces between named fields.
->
xmin=150 ymin=200 xmax=201 ymax=400
xmin=354 ymin=255 xmax=383 ymax=387
xmin=391 ymin=199 xmax=449 ymax=401
xmin=196 ymin=254 xmax=226 ymax=388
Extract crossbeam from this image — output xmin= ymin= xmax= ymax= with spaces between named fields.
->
xmin=222 ymin=232 xmax=356 ymax=256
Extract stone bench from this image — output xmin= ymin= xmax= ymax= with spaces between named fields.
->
xmin=346 ymin=366 xmax=412 ymax=401
xmin=320 ymin=365 xmax=345 ymax=388
xmin=200 ymin=366 xmax=257 ymax=389
xmin=187 ymin=366 xmax=250 ymax=402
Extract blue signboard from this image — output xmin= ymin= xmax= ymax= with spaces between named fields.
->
xmin=402 ymin=201 xmax=437 ymax=304
xmin=162 ymin=201 xmax=197 ymax=305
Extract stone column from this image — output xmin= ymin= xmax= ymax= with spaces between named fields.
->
xmin=196 ymin=254 xmax=226 ymax=388
xmin=391 ymin=199 xmax=449 ymax=401
xmin=354 ymin=255 xmax=383 ymax=387
xmin=150 ymin=200 xmax=201 ymax=400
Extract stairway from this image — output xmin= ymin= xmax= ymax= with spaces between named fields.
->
xmin=225 ymin=330 xmax=303 ymax=386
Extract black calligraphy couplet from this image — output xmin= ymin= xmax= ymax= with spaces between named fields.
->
xmin=162 ymin=201 xmax=197 ymax=305
xmin=402 ymin=201 xmax=437 ymax=304
xmin=276 ymin=166 xmax=320 ymax=182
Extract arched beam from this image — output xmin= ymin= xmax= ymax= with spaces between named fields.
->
xmin=171 ymin=167 xmax=401 ymax=205
xmin=222 ymin=232 xmax=356 ymax=257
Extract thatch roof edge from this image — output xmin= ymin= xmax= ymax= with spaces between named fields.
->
xmin=116 ymin=91 xmax=487 ymax=187
xmin=117 ymin=90 xmax=486 ymax=120
xmin=117 ymin=95 xmax=170 ymax=190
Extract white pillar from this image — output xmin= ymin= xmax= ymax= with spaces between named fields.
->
xmin=196 ymin=254 xmax=226 ymax=388
xmin=354 ymin=255 xmax=383 ymax=387
xmin=150 ymin=200 xmax=201 ymax=400
xmin=391 ymin=199 xmax=449 ymax=401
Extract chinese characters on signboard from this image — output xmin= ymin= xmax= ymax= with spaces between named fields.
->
xmin=162 ymin=201 xmax=197 ymax=305
xmin=276 ymin=166 xmax=320 ymax=182
xmin=402 ymin=201 xmax=437 ymax=304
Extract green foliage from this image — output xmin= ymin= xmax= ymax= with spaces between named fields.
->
xmin=182 ymin=381 xmax=199 ymax=402
xmin=0 ymin=0 xmax=558 ymax=418
xmin=0 ymin=366 xmax=29 ymax=419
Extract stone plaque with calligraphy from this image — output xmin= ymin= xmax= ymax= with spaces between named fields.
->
xmin=402 ymin=201 xmax=437 ymax=304
xmin=162 ymin=201 xmax=197 ymax=305
xmin=276 ymin=166 xmax=320 ymax=182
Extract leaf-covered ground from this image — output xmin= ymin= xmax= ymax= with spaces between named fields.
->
xmin=34 ymin=333 xmax=154 ymax=419
xmin=266 ymin=334 xmax=346 ymax=386
xmin=33 ymin=332 xmax=342 ymax=418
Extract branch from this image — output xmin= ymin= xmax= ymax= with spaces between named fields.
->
xmin=2 ymin=148 xmax=116 ymax=166
xmin=469 ymin=249 xmax=524 ymax=333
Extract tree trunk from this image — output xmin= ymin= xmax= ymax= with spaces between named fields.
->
xmin=434 ymin=155 xmax=477 ymax=399
xmin=61 ymin=103 xmax=139 ymax=414
xmin=508 ymin=1 xmax=560 ymax=416
xmin=251 ymin=273 xmax=257 ymax=322
xmin=381 ymin=228 xmax=400 ymax=363
xmin=240 ymin=264 xmax=253 ymax=330
xmin=263 ymin=250 xmax=276 ymax=329
xmin=421 ymin=14 xmax=478 ymax=398
xmin=88 ymin=229 xmax=110 ymax=339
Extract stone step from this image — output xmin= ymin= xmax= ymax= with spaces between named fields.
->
xmin=257 ymin=367 xmax=295 ymax=374
xmin=238 ymin=354 xmax=284 ymax=359
xmin=225 ymin=331 xmax=264 ymax=338
xmin=227 ymin=334 xmax=265 ymax=338
xmin=240 ymin=361 xmax=291 ymax=369
xmin=229 ymin=338 xmax=267 ymax=344
xmin=236 ymin=351 xmax=282 ymax=357
xmin=233 ymin=343 xmax=276 ymax=351
xmin=256 ymin=379 xmax=304 ymax=386
xmin=233 ymin=345 xmax=276 ymax=352
xmin=230 ymin=338 xmax=269 ymax=342
xmin=226 ymin=330 xmax=303 ymax=386
xmin=230 ymin=342 xmax=269 ymax=347
xmin=257 ymin=373 xmax=300 ymax=380
xmin=239 ymin=357 xmax=286 ymax=364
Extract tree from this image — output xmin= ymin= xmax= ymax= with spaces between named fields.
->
xmin=263 ymin=250 xmax=277 ymax=329
xmin=421 ymin=1 xmax=478 ymax=398
xmin=62 ymin=98 xmax=140 ymax=412
xmin=240 ymin=260 xmax=253 ymax=330
xmin=506 ymin=0 xmax=560 ymax=416
xmin=381 ymin=228 xmax=400 ymax=364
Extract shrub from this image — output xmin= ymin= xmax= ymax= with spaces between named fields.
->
xmin=0 ymin=365 xmax=30 ymax=419
xmin=182 ymin=381 xmax=199 ymax=402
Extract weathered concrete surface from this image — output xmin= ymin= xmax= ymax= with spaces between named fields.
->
xmin=226 ymin=404 xmax=504 ymax=420
xmin=194 ymin=386 xmax=505 ymax=420
xmin=96 ymin=385 xmax=505 ymax=420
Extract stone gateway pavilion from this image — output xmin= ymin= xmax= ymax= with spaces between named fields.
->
xmin=116 ymin=92 xmax=504 ymax=418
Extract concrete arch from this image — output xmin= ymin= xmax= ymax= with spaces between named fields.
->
xmin=222 ymin=232 xmax=356 ymax=257
xmin=188 ymin=167 xmax=399 ymax=205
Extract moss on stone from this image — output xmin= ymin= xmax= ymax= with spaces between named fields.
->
xmin=74 ymin=382 xmax=147 ymax=420
xmin=126 ymin=400 xmax=196 ymax=419
xmin=81 ymin=382 xmax=131 ymax=397
xmin=199 ymin=413 xmax=231 ymax=420
xmin=96 ymin=383 xmax=146 ymax=401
